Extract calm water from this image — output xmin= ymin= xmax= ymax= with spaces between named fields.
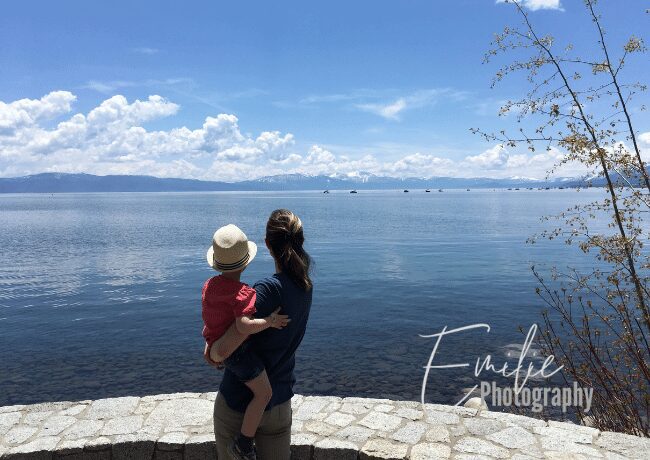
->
xmin=0 ymin=189 xmax=609 ymax=407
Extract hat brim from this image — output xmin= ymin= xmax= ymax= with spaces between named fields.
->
xmin=206 ymin=241 xmax=257 ymax=272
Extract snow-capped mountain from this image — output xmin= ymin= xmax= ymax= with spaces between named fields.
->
xmin=0 ymin=172 xmax=606 ymax=193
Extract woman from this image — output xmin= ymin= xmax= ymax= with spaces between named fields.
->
xmin=206 ymin=209 xmax=313 ymax=460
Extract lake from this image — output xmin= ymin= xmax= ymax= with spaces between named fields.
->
xmin=0 ymin=189 xmax=609 ymax=407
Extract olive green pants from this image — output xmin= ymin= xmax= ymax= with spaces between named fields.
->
xmin=213 ymin=392 xmax=292 ymax=460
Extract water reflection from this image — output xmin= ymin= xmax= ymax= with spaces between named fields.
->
xmin=0 ymin=190 xmax=606 ymax=406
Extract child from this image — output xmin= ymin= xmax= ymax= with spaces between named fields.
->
xmin=202 ymin=224 xmax=289 ymax=460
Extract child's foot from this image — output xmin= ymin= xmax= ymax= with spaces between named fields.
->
xmin=228 ymin=434 xmax=256 ymax=460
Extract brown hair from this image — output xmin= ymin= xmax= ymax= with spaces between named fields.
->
xmin=266 ymin=209 xmax=312 ymax=291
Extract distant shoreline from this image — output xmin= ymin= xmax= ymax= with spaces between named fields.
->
xmin=0 ymin=187 xmax=601 ymax=195
xmin=0 ymin=171 xmax=619 ymax=194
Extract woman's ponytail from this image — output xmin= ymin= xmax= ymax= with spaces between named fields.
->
xmin=266 ymin=209 xmax=312 ymax=291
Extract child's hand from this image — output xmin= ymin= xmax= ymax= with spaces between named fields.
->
xmin=203 ymin=342 xmax=224 ymax=370
xmin=267 ymin=307 xmax=290 ymax=329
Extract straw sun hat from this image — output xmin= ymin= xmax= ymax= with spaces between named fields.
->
xmin=206 ymin=224 xmax=257 ymax=272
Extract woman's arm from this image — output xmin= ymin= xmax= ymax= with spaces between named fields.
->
xmin=235 ymin=307 xmax=290 ymax=335
xmin=206 ymin=308 xmax=289 ymax=364
xmin=209 ymin=322 xmax=248 ymax=363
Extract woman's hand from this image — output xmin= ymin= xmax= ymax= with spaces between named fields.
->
xmin=266 ymin=307 xmax=290 ymax=329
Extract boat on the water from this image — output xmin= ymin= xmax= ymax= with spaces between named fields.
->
xmin=425 ymin=189 xmax=431 ymax=192
xmin=438 ymin=189 xmax=443 ymax=192
xmin=323 ymin=190 xmax=330 ymax=194
xmin=404 ymin=190 xmax=409 ymax=193
xmin=350 ymin=190 xmax=358 ymax=194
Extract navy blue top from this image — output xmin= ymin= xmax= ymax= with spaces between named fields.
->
xmin=218 ymin=272 xmax=312 ymax=412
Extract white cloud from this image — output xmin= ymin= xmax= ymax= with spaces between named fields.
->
xmin=0 ymin=91 xmax=297 ymax=181
xmin=0 ymin=90 xmax=595 ymax=181
xmin=639 ymin=132 xmax=650 ymax=147
xmin=358 ymin=98 xmax=407 ymax=120
xmin=255 ymin=131 xmax=295 ymax=152
xmin=496 ymin=0 xmax=563 ymax=12
xmin=465 ymin=144 xmax=510 ymax=169
xmin=271 ymin=153 xmax=302 ymax=165
xmin=356 ymin=89 xmax=467 ymax=121
xmin=82 ymin=78 xmax=193 ymax=94
xmin=386 ymin=153 xmax=455 ymax=177
xmin=83 ymin=80 xmax=135 ymax=93
xmin=305 ymin=145 xmax=336 ymax=164
xmin=132 ymin=47 xmax=160 ymax=55
xmin=0 ymin=91 xmax=76 ymax=134
xmin=87 ymin=95 xmax=179 ymax=127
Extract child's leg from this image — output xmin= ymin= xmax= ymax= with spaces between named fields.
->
xmin=210 ymin=322 xmax=248 ymax=363
xmin=240 ymin=370 xmax=273 ymax=437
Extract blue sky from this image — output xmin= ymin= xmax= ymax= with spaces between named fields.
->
xmin=0 ymin=0 xmax=648 ymax=180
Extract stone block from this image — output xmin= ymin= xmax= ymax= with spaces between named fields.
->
xmin=463 ymin=417 xmax=503 ymax=436
xmin=453 ymin=437 xmax=510 ymax=459
xmin=55 ymin=438 xmax=86 ymax=455
xmin=293 ymin=398 xmax=330 ymax=421
xmin=334 ymin=425 xmax=374 ymax=443
xmin=23 ymin=411 xmax=54 ymax=426
xmin=424 ymin=425 xmax=450 ymax=443
xmin=595 ymin=431 xmax=650 ymax=458
xmin=486 ymin=425 xmax=536 ymax=449
xmin=4 ymin=426 xmax=38 ymax=445
xmin=0 ymin=412 xmax=22 ymax=436
xmin=323 ymin=412 xmax=356 ymax=428
xmin=58 ymin=405 xmax=87 ymax=417
xmin=423 ymin=410 xmax=459 ymax=425
xmin=62 ymin=420 xmax=104 ymax=440
xmin=83 ymin=437 xmax=112 ymax=452
xmin=410 ymin=442 xmax=451 ymax=460
xmin=41 ymin=416 xmax=77 ymax=436
xmin=5 ymin=436 xmax=60 ymax=460
xmin=533 ymin=426 xmax=593 ymax=444
xmin=112 ymin=437 xmax=155 ymax=460
xmin=391 ymin=422 xmax=426 ymax=444
xmin=313 ymin=438 xmax=358 ymax=460
xmin=394 ymin=407 xmax=423 ymax=421
xmin=480 ymin=411 xmax=547 ymax=429
xmin=360 ymin=439 xmax=408 ymax=459
xmin=304 ymin=421 xmax=338 ymax=437
xmin=358 ymin=412 xmax=403 ymax=432
xmin=156 ymin=432 xmax=188 ymax=451
xmin=374 ymin=405 xmax=394 ymax=413
xmin=144 ymin=399 xmax=213 ymax=428
xmin=339 ymin=402 xmax=374 ymax=415
xmin=85 ymin=397 xmax=140 ymax=420
xmin=101 ymin=415 xmax=143 ymax=436
xmin=154 ymin=451 xmax=183 ymax=460
xmin=184 ymin=434 xmax=216 ymax=460
xmin=290 ymin=433 xmax=317 ymax=460
xmin=0 ymin=406 xmax=26 ymax=415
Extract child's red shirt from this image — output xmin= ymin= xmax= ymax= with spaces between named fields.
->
xmin=202 ymin=275 xmax=257 ymax=347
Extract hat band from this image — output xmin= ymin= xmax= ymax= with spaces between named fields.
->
xmin=214 ymin=252 xmax=250 ymax=271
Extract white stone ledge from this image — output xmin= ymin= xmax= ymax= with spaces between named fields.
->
xmin=1 ymin=392 xmax=648 ymax=459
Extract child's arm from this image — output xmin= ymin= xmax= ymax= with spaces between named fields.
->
xmin=235 ymin=307 xmax=290 ymax=335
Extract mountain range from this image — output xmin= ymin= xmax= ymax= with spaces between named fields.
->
xmin=0 ymin=172 xmax=606 ymax=193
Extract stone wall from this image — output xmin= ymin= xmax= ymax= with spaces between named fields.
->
xmin=1 ymin=392 xmax=648 ymax=459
